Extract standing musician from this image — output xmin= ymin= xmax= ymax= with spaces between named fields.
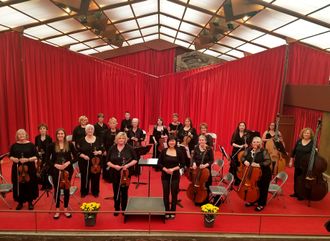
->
xmin=177 ymin=117 xmax=197 ymax=153
xmin=169 ymin=113 xmax=183 ymax=138
xmin=76 ymin=124 xmax=104 ymax=198
xmin=191 ymin=135 xmax=214 ymax=203
xmin=152 ymin=118 xmax=169 ymax=158
xmin=199 ymin=123 xmax=214 ymax=148
xmin=72 ymin=115 xmax=88 ymax=146
xmin=34 ymin=123 xmax=52 ymax=190
xmin=106 ymin=132 xmax=137 ymax=216
xmin=127 ymin=118 xmax=145 ymax=148
xmin=230 ymin=122 xmax=249 ymax=185
xmin=103 ymin=117 xmax=120 ymax=182
xmin=262 ymin=122 xmax=283 ymax=143
xmin=9 ymin=129 xmax=39 ymax=210
xmin=289 ymin=128 xmax=314 ymax=201
xmin=94 ymin=113 xmax=108 ymax=143
xmin=120 ymin=111 xmax=132 ymax=133
xmin=242 ymin=136 xmax=271 ymax=211
xmin=158 ymin=136 xmax=185 ymax=219
xmin=47 ymin=128 xmax=77 ymax=219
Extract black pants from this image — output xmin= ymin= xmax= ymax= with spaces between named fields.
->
xmin=79 ymin=159 xmax=101 ymax=196
xmin=293 ymin=167 xmax=304 ymax=199
xmin=257 ymin=168 xmax=272 ymax=206
xmin=162 ymin=174 xmax=180 ymax=212
xmin=52 ymin=171 xmax=72 ymax=208
xmin=102 ymin=156 xmax=112 ymax=183
xmin=229 ymin=159 xmax=240 ymax=185
xmin=112 ymin=181 xmax=129 ymax=211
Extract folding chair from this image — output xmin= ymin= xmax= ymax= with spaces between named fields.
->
xmin=207 ymin=132 xmax=217 ymax=153
xmin=0 ymin=153 xmax=13 ymax=208
xmin=268 ymin=171 xmax=288 ymax=207
xmin=209 ymin=173 xmax=234 ymax=206
xmin=211 ymin=159 xmax=224 ymax=184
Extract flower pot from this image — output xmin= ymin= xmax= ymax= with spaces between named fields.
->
xmin=84 ymin=214 xmax=97 ymax=227
xmin=204 ymin=214 xmax=215 ymax=228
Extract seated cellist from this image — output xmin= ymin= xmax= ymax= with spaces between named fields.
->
xmin=242 ymin=137 xmax=271 ymax=211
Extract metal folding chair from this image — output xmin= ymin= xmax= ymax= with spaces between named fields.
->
xmin=209 ymin=173 xmax=234 ymax=206
xmin=0 ymin=153 xmax=13 ymax=209
xmin=268 ymin=171 xmax=288 ymax=207
xmin=211 ymin=159 xmax=224 ymax=184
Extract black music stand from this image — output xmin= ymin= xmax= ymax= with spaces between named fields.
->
xmin=137 ymin=157 xmax=159 ymax=197
xmin=132 ymin=145 xmax=152 ymax=189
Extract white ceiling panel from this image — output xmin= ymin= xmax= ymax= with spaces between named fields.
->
xmin=48 ymin=18 xmax=85 ymax=33
xmin=160 ymin=26 xmax=177 ymax=37
xmin=137 ymin=14 xmax=158 ymax=28
xmin=174 ymin=39 xmax=190 ymax=48
xmin=141 ymin=26 xmax=158 ymax=36
xmin=301 ymin=31 xmax=330 ymax=49
xmin=122 ymin=30 xmax=141 ymax=39
xmin=12 ymin=0 xmax=67 ymax=21
xmin=0 ymin=25 xmax=9 ymax=32
xmin=0 ymin=6 xmax=37 ymax=28
xmin=94 ymin=45 xmax=113 ymax=52
xmin=160 ymin=34 xmax=175 ymax=43
xmin=160 ymin=15 xmax=181 ymax=29
xmin=272 ymin=0 xmax=329 ymax=15
xmin=247 ymin=8 xmax=297 ymax=31
xmin=252 ymin=34 xmax=286 ymax=48
xmin=41 ymin=40 xmax=59 ymax=47
xmin=132 ymin=0 xmax=158 ymax=17
xmin=144 ymin=34 xmax=159 ymax=42
xmin=309 ymin=6 xmax=330 ymax=24
xmin=211 ymin=44 xmax=232 ymax=53
xmin=226 ymin=49 xmax=245 ymax=58
xmin=275 ymin=19 xmax=329 ymax=40
xmin=219 ymin=54 xmax=236 ymax=61
xmin=79 ymin=49 xmax=98 ymax=55
xmin=237 ymin=43 xmax=267 ymax=54
xmin=177 ymin=31 xmax=196 ymax=42
xmin=47 ymin=35 xmax=78 ymax=46
xmin=24 ymin=24 xmax=61 ymax=39
xmin=85 ymin=39 xmax=106 ymax=48
xmin=115 ymin=20 xmax=138 ymax=32
xmin=184 ymin=7 xmax=212 ymax=26
xmin=219 ymin=36 xmax=245 ymax=48
xmin=179 ymin=22 xmax=202 ymax=35
xmin=104 ymin=5 xmax=133 ymax=21
xmin=230 ymin=25 xmax=264 ymax=41
xmin=160 ymin=0 xmax=185 ymax=18
xmin=189 ymin=0 xmax=225 ymax=13
xmin=127 ymin=37 xmax=144 ymax=45
xmin=69 ymin=30 xmax=98 ymax=42
xmin=204 ymin=49 xmax=220 ymax=57
xmin=70 ymin=43 xmax=89 ymax=52
xmin=95 ymin=0 xmax=128 ymax=8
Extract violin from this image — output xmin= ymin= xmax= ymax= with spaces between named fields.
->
xmin=91 ymin=156 xmax=101 ymax=174
xmin=183 ymin=134 xmax=192 ymax=146
xmin=18 ymin=154 xmax=30 ymax=183
xmin=59 ymin=170 xmax=70 ymax=189
xmin=120 ymin=169 xmax=130 ymax=187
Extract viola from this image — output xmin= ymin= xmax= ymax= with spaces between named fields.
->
xmin=59 ymin=170 xmax=70 ymax=189
xmin=158 ymin=137 xmax=166 ymax=152
xmin=18 ymin=163 xmax=30 ymax=183
xmin=183 ymin=135 xmax=192 ymax=146
xmin=120 ymin=169 xmax=130 ymax=187
xmin=91 ymin=156 xmax=101 ymax=174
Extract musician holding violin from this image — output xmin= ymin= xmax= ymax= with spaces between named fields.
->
xmin=72 ymin=115 xmax=88 ymax=146
xmin=242 ymin=136 xmax=271 ymax=212
xmin=152 ymin=118 xmax=169 ymax=158
xmin=106 ymin=132 xmax=137 ymax=216
xmin=120 ymin=111 xmax=132 ymax=133
xmin=46 ymin=128 xmax=77 ymax=219
xmin=9 ymin=129 xmax=39 ymax=210
xmin=127 ymin=118 xmax=145 ymax=148
xmin=177 ymin=117 xmax=197 ymax=153
xmin=158 ymin=136 xmax=185 ymax=219
xmin=169 ymin=113 xmax=183 ymax=138
xmin=76 ymin=124 xmax=104 ymax=198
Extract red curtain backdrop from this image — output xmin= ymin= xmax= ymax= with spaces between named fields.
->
xmin=0 ymin=32 xmax=27 ymax=152
xmin=108 ymin=48 xmax=176 ymax=76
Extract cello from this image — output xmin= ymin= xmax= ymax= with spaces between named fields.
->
xmin=296 ymin=119 xmax=328 ymax=203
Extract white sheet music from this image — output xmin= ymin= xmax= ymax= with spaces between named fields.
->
xmin=147 ymin=158 xmax=158 ymax=165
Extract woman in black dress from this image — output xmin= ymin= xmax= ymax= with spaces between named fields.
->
xmin=47 ymin=128 xmax=77 ymax=219
xmin=94 ymin=113 xmax=108 ymax=143
xmin=158 ymin=136 xmax=185 ymax=219
xmin=35 ymin=123 xmax=52 ymax=190
xmin=177 ymin=117 xmax=197 ymax=153
xmin=76 ymin=124 xmax=104 ymax=197
xmin=106 ymin=132 xmax=137 ymax=216
xmin=289 ymin=127 xmax=314 ymax=201
xmin=168 ymin=113 xmax=183 ymax=138
xmin=127 ymin=118 xmax=145 ymax=148
xmin=72 ymin=115 xmax=88 ymax=146
xmin=152 ymin=118 xmax=169 ymax=158
xmin=9 ymin=129 xmax=38 ymax=210
xmin=243 ymin=136 xmax=271 ymax=211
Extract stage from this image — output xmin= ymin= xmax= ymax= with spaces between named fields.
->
xmin=0 ymin=152 xmax=329 ymax=236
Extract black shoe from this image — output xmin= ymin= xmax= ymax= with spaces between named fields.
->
xmin=28 ymin=203 xmax=34 ymax=210
xmin=297 ymin=197 xmax=304 ymax=201
xmin=113 ymin=212 xmax=119 ymax=216
xmin=81 ymin=194 xmax=87 ymax=198
xmin=16 ymin=203 xmax=23 ymax=210
xmin=245 ymin=202 xmax=255 ymax=207
xmin=255 ymin=205 xmax=264 ymax=212
xmin=290 ymin=193 xmax=297 ymax=198
xmin=92 ymin=194 xmax=99 ymax=198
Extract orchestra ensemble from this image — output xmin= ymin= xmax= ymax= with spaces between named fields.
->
xmin=2 ymin=111 xmax=327 ymax=220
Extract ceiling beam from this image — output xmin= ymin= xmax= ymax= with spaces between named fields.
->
xmin=0 ymin=0 xmax=29 ymax=7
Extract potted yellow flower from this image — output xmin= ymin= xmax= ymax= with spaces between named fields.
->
xmin=201 ymin=203 xmax=219 ymax=228
xmin=80 ymin=202 xmax=101 ymax=226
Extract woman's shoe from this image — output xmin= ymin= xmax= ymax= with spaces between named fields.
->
xmin=245 ymin=202 xmax=254 ymax=207
xmin=16 ymin=203 xmax=23 ymax=210
xmin=28 ymin=203 xmax=34 ymax=210
xmin=64 ymin=212 xmax=72 ymax=218
xmin=165 ymin=214 xmax=170 ymax=219
xmin=255 ymin=206 xmax=264 ymax=211
xmin=53 ymin=213 xmax=60 ymax=219
xmin=170 ymin=214 xmax=175 ymax=219
xmin=290 ymin=193 xmax=297 ymax=198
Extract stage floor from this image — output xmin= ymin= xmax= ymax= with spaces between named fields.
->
xmin=0 ymin=152 xmax=329 ymax=236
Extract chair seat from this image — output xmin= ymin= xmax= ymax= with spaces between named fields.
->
xmin=209 ymin=186 xmax=228 ymax=195
xmin=268 ymin=184 xmax=281 ymax=193
xmin=0 ymin=183 xmax=13 ymax=192
xmin=59 ymin=186 xmax=78 ymax=195
xmin=211 ymin=170 xmax=220 ymax=177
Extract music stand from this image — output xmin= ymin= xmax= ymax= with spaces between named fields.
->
xmin=137 ymin=158 xmax=158 ymax=197
xmin=219 ymin=145 xmax=230 ymax=161
xmin=132 ymin=145 xmax=152 ymax=189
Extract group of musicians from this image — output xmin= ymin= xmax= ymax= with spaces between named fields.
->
xmin=6 ymin=112 xmax=319 ymax=219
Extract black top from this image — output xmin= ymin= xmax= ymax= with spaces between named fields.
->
xmin=34 ymin=135 xmax=53 ymax=154
xmin=76 ymin=137 xmax=104 ymax=159
xmin=107 ymin=144 xmax=137 ymax=179
xmin=230 ymin=131 xmax=247 ymax=156
xmin=127 ymin=128 xmax=145 ymax=147
xmin=265 ymin=132 xmax=274 ymax=139
xmin=177 ymin=127 xmax=197 ymax=152
xmin=158 ymin=148 xmax=185 ymax=178
xmin=169 ymin=123 xmax=183 ymax=136
xmin=10 ymin=142 xmax=38 ymax=159
xmin=291 ymin=139 xmax=313 ymax=168
xmin=152 ymin=126 xmax=169 ymax=143
xmin=72 ymin=125 xmax=86 ymax=143
xmin=94 ymin=123 xmax=108 ymax=142
xmin=192 ymin=146 xmax=214 ymax=167
xmin=241 ymin=147 xmax=271 ymax=168
xmin=120 ymin=119 xmax=132 ymax=132
xmin=104 ymin=129 xmax=120 ymax=151
xmin=46 ymin=142 xmax=77 ymax=174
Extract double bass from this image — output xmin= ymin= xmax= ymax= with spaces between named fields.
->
xmin=296 ymin=119 xmax=328 ymax=202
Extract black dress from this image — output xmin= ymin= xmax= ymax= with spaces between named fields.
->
xmin=46 ymin=142 xmax=77 ymax=208
xmin=177 ymin=127 xmax=197 ymax=153
xmin=72 ymin=125 xmax=86 ymax=144
xmin=127 ymin=128 xmax=145 ymax=148
xmin=152 ymin=126 xmax=169 ymax=158
xmin=169 ymin=123 xmax=183 ymax=138
xmin=103 ymin=128 xmax=120 ymax=182
xmin=34 ymin=135 xmax=53 ymax=187
xmin=241 ymin=147 xmax=271 ymax=206
xmin=9 ymin=142 xmax=39 ymax=204
xmin=76 ymin=137 xmax=104 ymax=197
xmin=291 ymin=139 xmax=313 ymax=199
xmin=107 ymin=144 xmax=137 ymax=212
xmin=230 ymin=131 xmax=246 ymax=184
xmin=120 ymin=119 xmax=132 ymax=133
xmin=158 ymin=148 xmax=185 ymax=212
xmin=94 ymin=123 xmax=108 ymax=144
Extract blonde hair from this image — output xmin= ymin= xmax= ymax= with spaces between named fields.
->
xmin=15 ymin=129 xmax=28 ymax=141
xmin=299 ymin=128 xmax=314 ymax=139
xmin=200 ymin=122 xmax=208 ymax=130
xmin=252 ymin=136 xmax=262 ymax=148
xmin=108 ymin=117 xmax=118 ymax=125
xmin=78 ymin=115 xmax=88 ymax=124
xmin=114 ymin=132 xmax=128 ymax=144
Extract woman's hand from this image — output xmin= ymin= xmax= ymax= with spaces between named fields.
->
xmin=192 ymin=162 xmax=197 ymax=169
xmin=251 ymin=162 xmax=260 ymax=168
xmin=244 ymin=161 xmax=250 ymax=166
xmin=80 ymin=154 xmax=90 ymax=161
xmin=289 ymin=158 xmax=294 ymax=168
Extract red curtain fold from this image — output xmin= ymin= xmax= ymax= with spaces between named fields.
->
xmin=108 ymin=48 xmax=176 ymax=76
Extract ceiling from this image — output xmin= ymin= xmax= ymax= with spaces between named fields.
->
xmin=0 ymin=0 xmax=329 ymax=61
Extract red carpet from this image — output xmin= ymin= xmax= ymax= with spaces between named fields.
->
xmin=0 ymin=153 xmax=329 ymax=235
